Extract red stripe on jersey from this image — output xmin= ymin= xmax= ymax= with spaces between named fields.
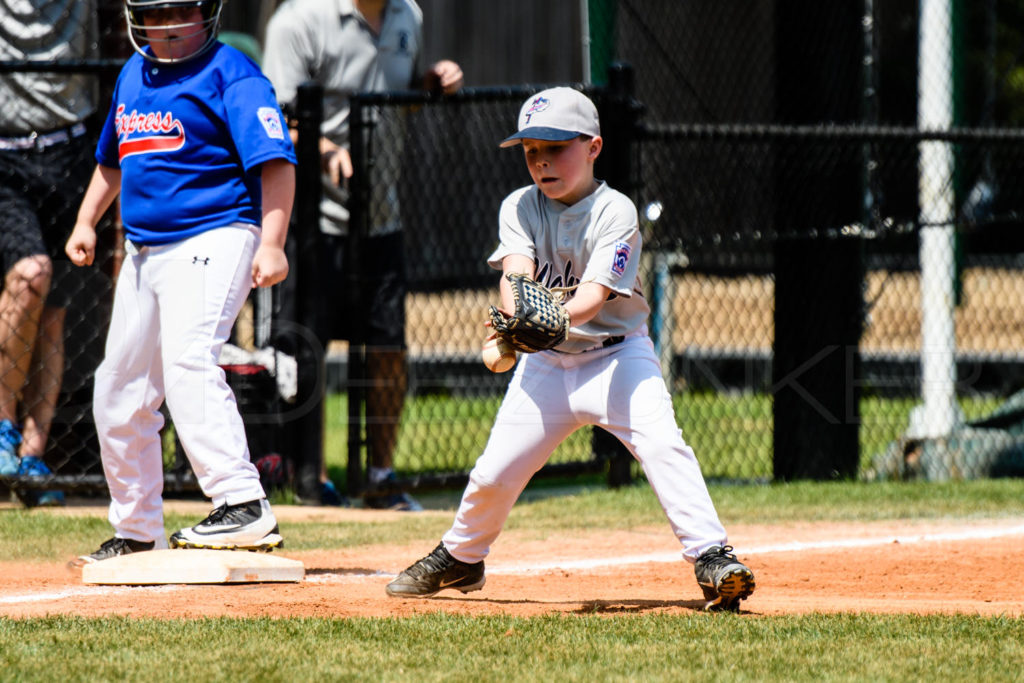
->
xmin=119 ymin=125 xmax=186 ymax=161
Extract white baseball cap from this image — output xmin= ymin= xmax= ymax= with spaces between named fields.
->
xmin=499 ymin=87 xmax=601 ymax=148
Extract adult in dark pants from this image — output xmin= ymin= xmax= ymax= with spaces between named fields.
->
xmin=264 ymin=0 xmax=463 ymax=509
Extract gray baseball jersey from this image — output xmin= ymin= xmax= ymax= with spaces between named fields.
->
xmin=488 ymin=181 xmax=651 ymax=353
xmin=263 ymin=0 xmax=422 ymax=236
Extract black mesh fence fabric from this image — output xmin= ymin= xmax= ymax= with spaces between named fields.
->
xmin=6 ymin=1 xmax=1024 ymax=506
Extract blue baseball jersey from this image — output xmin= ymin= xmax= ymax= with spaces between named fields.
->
xmin=97 ymin=42 xmax=296 ymax=245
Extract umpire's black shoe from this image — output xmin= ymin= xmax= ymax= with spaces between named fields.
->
xmin=71 ymin=537 xmax=155 ymax=568
xmin=386 ymin=542 xmax=485 ymax=598
xmin=694 ymin=545 xmax=756 ymax=612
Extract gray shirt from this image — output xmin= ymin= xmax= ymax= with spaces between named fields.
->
xmin=264 ymin=0 xmax=423 ymax=236
xmin=0 ymin=0 xmax=98 ymax=134
xmin=488 ymin=182 xmax=650 ymax=353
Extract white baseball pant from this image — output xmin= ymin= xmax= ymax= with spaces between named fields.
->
xmin=93 ymin=224 xmax=266 ymax=544
xmin=442 ymin=332 xmax=728 ymax=564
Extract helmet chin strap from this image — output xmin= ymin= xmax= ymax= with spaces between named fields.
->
xmin=125 ymin=0 xmax=223 ymax=64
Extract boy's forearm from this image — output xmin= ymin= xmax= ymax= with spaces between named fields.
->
xmin=261 ymin=159 xmax=295 ymax=248
xmin=562 ymin=282 xmax=610 ymax=327
xmin=76 ymin=165 xmax=121 ymax=228
xmin=500 ymin=254 xmax=535 ymax=311
xmin=261 ymin=208 xmax=290 ymax=249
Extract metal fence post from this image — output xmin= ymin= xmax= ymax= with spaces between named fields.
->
xmin=346 ymin=96 xmax=368 ymax=498
xmin=597 ymin=61 xmax=642 ymax=488
xmin=290 ymin=81 xmax=325 ymax=502
xmin=771 ymin=6 xmax=863 ymax=481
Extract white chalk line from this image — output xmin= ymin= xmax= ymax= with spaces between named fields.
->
xmin=0 ymin=583 xmax=179 ymax=605
xmin=304 ymin=523 xmax=1024 ymax=581
xmin=5 ymin=523 xmax=1024 ymax=604
xmin=489 ymin=523 xmax=1024 ymax=575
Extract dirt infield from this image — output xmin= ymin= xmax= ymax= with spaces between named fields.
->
xmin=3 ymin=504 xmax=1023 ymax=619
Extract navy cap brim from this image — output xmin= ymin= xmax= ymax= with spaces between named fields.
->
xmin=499 ymin=127 xmax=581 ymax=148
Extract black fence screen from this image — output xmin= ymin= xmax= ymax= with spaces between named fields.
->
xmin=5 ymin=1 xmax=1024 ymax=507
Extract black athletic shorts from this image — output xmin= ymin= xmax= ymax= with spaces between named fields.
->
xmin=0 ymin=132 xmax=93 ymax=308
xmin=320 ymin=231 xmax=406 ymax=349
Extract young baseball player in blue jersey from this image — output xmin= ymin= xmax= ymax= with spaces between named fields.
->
xmin=387 ymin=87 xmax=756 ymax=611
xmin=65 ymin=0 xmax=296 ymax=564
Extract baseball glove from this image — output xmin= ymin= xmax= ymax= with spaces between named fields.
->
xmin=488 ymin=273 xmax=571 ymax=353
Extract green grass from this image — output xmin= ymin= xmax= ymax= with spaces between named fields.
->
xmin=2 ymin=613 xmax=1023 ymax=682
xmin=4 ymin=481 xmax=1024 ymax=680
xmin=321 ymin=392 xmax=1006 ymax=484
xmin=321 ymin=392 xmax=592 ymax=484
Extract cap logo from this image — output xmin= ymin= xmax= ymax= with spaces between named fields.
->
xmin=523 ymin=96 xmax=551 ymax=124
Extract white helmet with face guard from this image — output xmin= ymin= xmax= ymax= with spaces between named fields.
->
xmin=124 ymin=0 xmax=223 ymax=64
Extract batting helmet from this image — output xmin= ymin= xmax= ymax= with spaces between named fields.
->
xmin=124 ymin=0 xmax=223 ymax=64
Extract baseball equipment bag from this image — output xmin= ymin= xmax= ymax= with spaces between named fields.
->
xmin=488 ymin=273 xmax=571 ymax=353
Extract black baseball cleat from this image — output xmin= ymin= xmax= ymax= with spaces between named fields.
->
xmin=70 ymin=537 xmax=155 ymax=568
xmin=386 ymin=542 xmax=485 ymax=598
xmin=694 ymin=544 xmax=756 ymax=612
xmin=169 ymin=498 xmax=283 ymax=551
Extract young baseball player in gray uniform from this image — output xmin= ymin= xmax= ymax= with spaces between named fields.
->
xmin=386 ymin=87 xmax=755 ymax=611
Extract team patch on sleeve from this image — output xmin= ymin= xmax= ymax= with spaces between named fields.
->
xmin=257 ymin=107 xmax=285 ymax=140
xmin=611 ymin=241 xmax=631 ymax=277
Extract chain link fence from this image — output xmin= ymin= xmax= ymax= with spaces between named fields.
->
xmin=606 ymin=0 xmax=1024 ymax=482
xmin=5 ymin=1 xmax=1024 ymax=506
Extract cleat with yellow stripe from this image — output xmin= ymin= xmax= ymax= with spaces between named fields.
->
xmin=694 ymin=545 xmax=756 ymax=612
xmin=168 ymin=498 xmax=283 ymax=551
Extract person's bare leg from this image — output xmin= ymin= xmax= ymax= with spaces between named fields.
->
xmin=20 ymin=306 xmax=65 ymax=457
xmin=363 ymin=347 xmax=420 ymax=509
xmin=0 ymin=256 xmax=51 ymax=423
xmin=366 ymin=347 xmax=407 ymax=471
